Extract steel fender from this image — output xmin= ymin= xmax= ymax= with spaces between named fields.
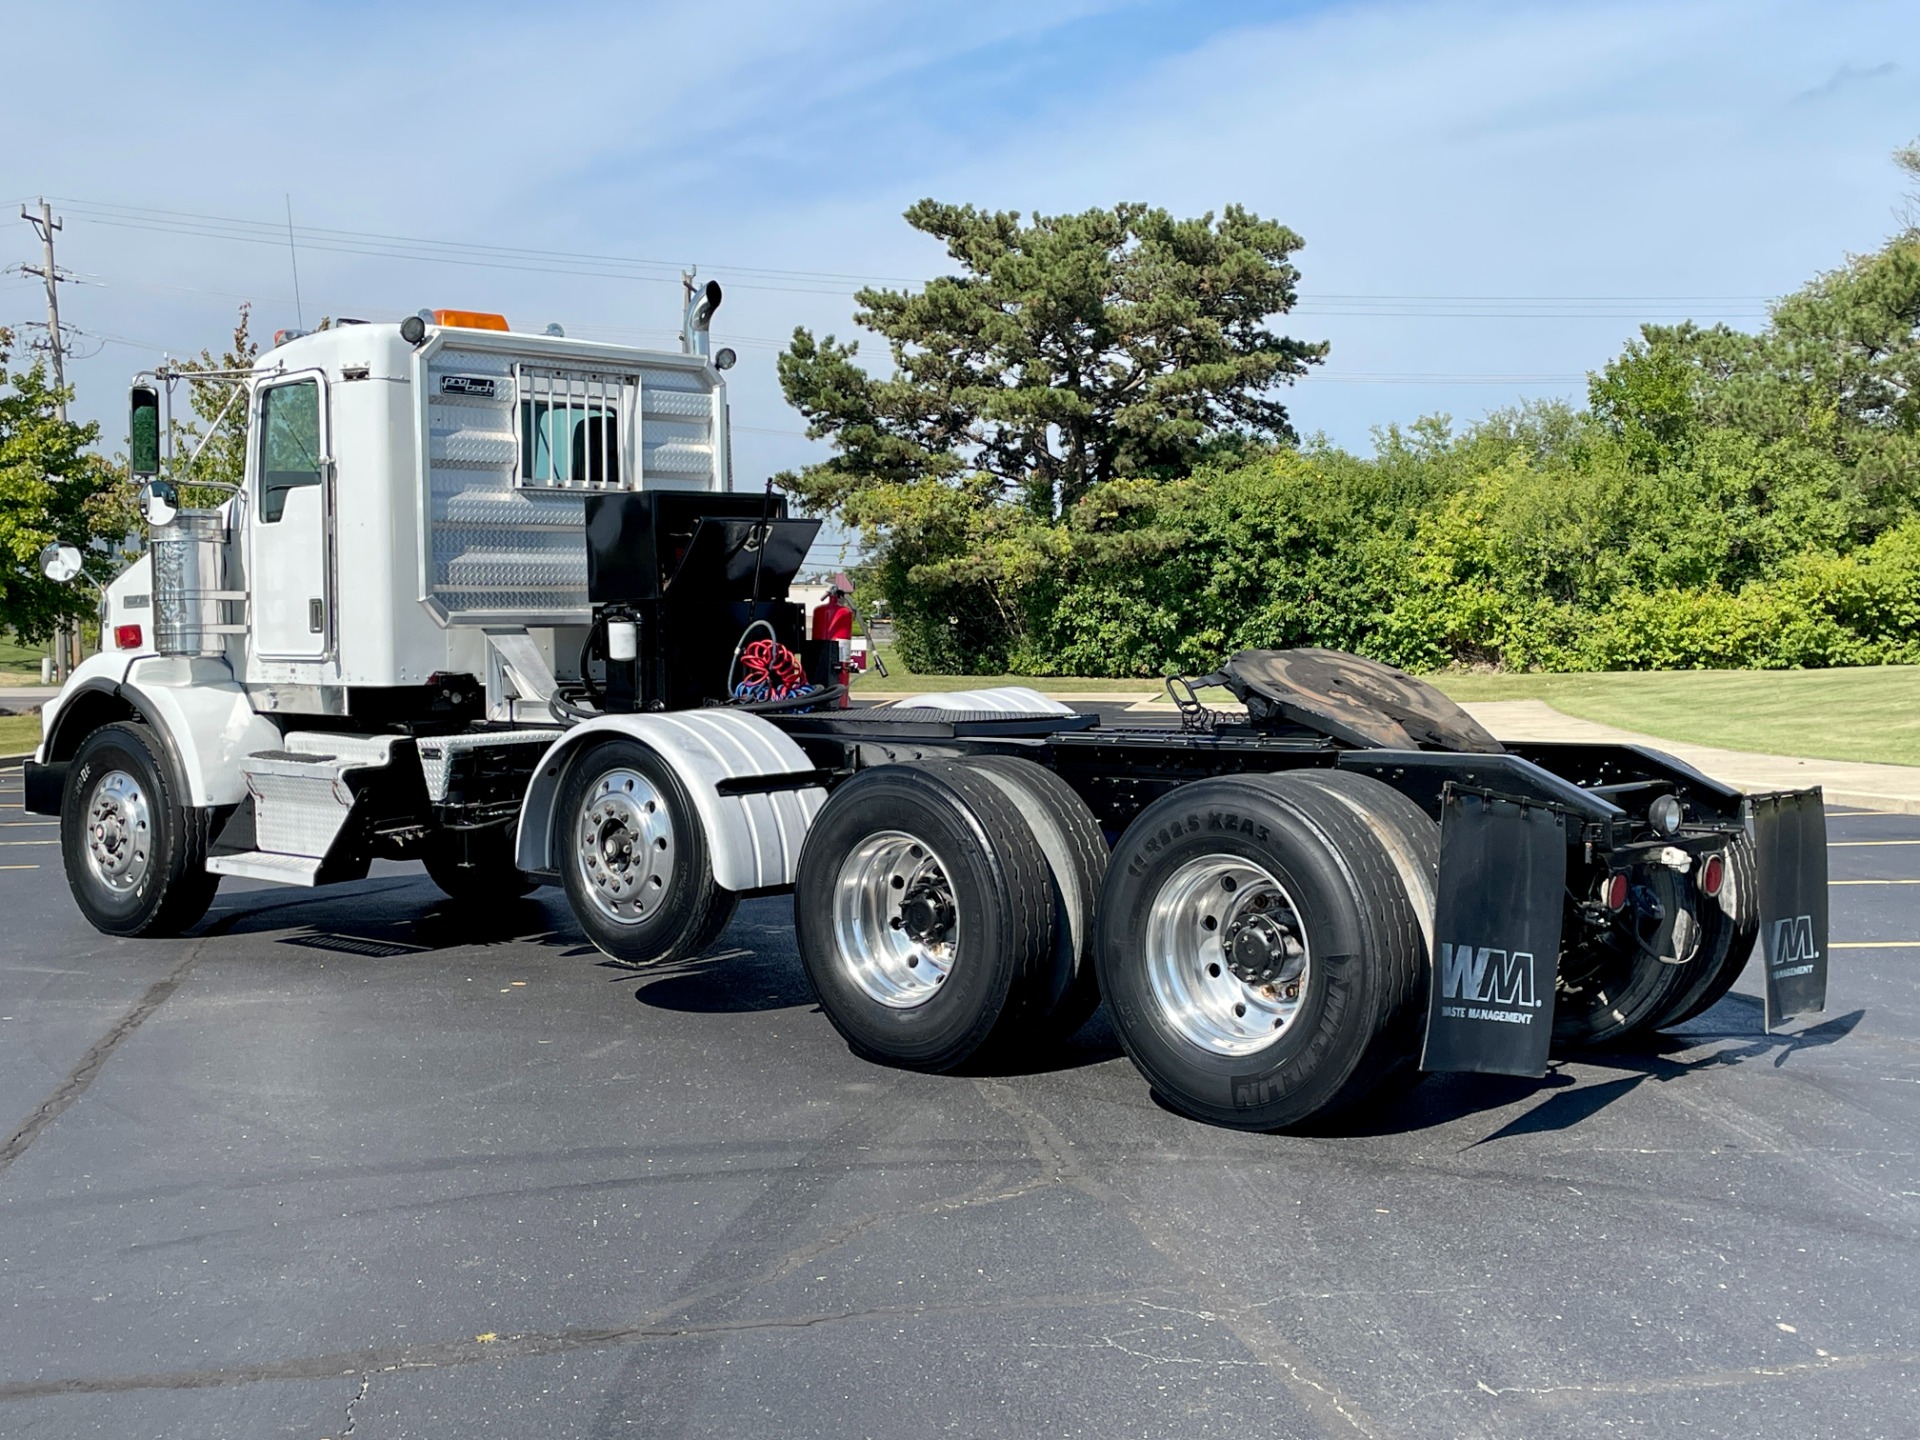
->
xmin=42 ymin=654 xmax=280 ymax=807
xmin=35 ymin=652 xmax=130 ymax=761
xmin=517 ymin=710 xmax=826 ymax=892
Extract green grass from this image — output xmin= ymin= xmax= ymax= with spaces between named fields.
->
xmin=856 ymin=645 xmax=1920 ymax=768
xmin=1426 ymin=667 xmax=1920 ymax=768
xmin=0 ymin=630 xmax=47 ymax=686
xmin=0 ymin=713 xmax=42 ymax=755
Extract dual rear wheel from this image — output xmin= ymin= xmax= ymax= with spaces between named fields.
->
xmin=794 ymin=761 xmax=1439 ymax=1129
xmin=793 ymin=758 xmax=1103 ymax=1072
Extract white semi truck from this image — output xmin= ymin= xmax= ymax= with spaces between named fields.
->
xmin=25 ymin=294 xmax=1833 ymax=1131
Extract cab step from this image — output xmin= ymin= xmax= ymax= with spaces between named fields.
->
xmin=227 ymin=732 xmax=404 ymax=877
xmin=205 ymin=851 xmax=326 ymax=886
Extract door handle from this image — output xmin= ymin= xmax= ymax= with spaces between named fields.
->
xmin=309 ymin=598 xmax=324 ymax=634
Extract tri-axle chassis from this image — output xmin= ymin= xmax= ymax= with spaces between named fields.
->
xmin=24 ymin=313 xmax=1831 ymax=1132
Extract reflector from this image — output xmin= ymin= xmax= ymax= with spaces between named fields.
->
xmin=114 ymin=624 xmax=143 ymax=650
xmin=1604 ymin=872 xmax=1629 ymax=911
xmin=1699 ymin=853 xmax=1726 ymax=897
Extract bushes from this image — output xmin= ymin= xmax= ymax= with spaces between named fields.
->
xmin=873 ymin=410 xmax=1920 ymax=675
xmin=856 ymin=231 xmax=1920 ymax=675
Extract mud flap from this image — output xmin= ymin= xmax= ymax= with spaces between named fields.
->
xmin=1420 ymin=791 xmax=1567 ymax=1077
xmin=1750 ymin=788 xmax=1829 ymax=1030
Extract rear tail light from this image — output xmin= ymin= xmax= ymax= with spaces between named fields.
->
xmin=1699 ymin=853 xmax=1726 ymax=897
xmin=114 ymin=624 xmax=143 ymax=650
xmin=1602 ymin=872 xmax=1629 ymax=911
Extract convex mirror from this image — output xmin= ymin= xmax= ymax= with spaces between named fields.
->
xmin=38 ymin=542 xmax=82 ymax=583
xmin=138 ymin=480 xmax=179 ymax=528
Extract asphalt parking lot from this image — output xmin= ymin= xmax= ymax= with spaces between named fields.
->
xmin=2 ymin=763 xmax=1917 ymax=1440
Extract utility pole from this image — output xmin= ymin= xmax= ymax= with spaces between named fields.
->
xmin=20 ymin=199 xmax=74 ymax=682
xmin=20 ymin=200 xmax=67 ymax=415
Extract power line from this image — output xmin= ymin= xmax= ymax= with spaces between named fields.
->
xmin=29 ymin=194 xmax=1787 ymax=318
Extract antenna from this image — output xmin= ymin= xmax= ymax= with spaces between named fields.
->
xmin=285 ymin=194 xmax=304 ymax=328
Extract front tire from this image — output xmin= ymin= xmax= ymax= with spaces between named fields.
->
xmin=61 ymin=721 xmax=218 ymax=937
xmin=1096 ymin=774 xmax=1428 ymax=1131
xmin=556 ymin=739 xmax=733 ymax=965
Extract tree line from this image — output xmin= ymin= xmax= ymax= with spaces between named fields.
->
xmin=779 ymin=147 xmax=1920 ymax=675
xmin=7 ymin=151 xmax=1916 ymax=675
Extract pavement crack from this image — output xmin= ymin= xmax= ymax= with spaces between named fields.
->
xmin=1461 ymin=1344 xmax=1920 ymax=1407
xmin=341 ymin=1376 xmax=368 ymax=1436
xmin=0 ymin=941 xmax=206 ymax=1180
xmin=0 ymin=1290 xmax=1143 ymax=1404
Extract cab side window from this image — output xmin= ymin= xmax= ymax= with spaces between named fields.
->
xmin=258 ymin=381 xmax=323 ymax=523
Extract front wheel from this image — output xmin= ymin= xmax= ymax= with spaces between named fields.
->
xmin=60 ymin=721 xmax=218 ymax=937
xmin=556 ymin=740 xmax=735 ymax=965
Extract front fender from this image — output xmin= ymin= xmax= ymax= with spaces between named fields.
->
xmin=40 ymin=652 xmax=280 ymax=808
xmin=517 ymin=710 xmax=827 ymax=893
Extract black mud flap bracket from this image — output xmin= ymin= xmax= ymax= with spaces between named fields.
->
xmin=1420 ymin=787 xmax=1568 ymax=1078
xmin=1749 ymin=787 xmax=1829 ymax=1031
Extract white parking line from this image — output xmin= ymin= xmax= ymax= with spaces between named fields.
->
xmin=1831 ymin=941 xmax=1920 ymax=949
xmin=0 ymin=864 xmax=38 ymax=871
xmin=0 ymin=840 xmax=55 ymax=847
xmin=1830 ymin=840 xmax=1920 ymax=847
xmin=1832 ymin=879 xmax=1920 ymax=885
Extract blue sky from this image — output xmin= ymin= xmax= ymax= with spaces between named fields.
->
xmin=5 ymin=0 xmax=1918 ymax=516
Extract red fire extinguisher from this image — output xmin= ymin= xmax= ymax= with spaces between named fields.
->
xmin=810 ymin=573 xmax=856 ymax=707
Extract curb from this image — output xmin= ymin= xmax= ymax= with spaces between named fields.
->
xmin=1823 ymin=792 xmax=1920 ymax=816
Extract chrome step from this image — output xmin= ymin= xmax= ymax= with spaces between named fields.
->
xmin=205 ymin=851 xmax=325 ymax=886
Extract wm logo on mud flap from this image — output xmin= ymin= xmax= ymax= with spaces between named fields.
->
xmin=1438 ymin=944 xmax=1542 ymax=1009
xmin=1770 ymin=915 xmax=1819 ymax=978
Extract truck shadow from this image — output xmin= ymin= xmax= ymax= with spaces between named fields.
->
xmin=1304 ymin=995 xmax=1868 ymax=1142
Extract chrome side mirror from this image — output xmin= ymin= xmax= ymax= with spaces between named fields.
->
xmin=138 ymin=480 xmax=179 ymax=528
xmin=38 ymin=542 xmax=82 ymax=583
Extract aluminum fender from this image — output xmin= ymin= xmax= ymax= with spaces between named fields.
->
xmin=517 ymin=710 xmax=826 ymax=893
xmin=42 ymin=653 xmax=281 ymax=807
xmin=882 ymin=686 xmax=1075 ymax=716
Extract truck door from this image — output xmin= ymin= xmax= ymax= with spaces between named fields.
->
xmin=250 ymin=375 xmax=331 ymax=660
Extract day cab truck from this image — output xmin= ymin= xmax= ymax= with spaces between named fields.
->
xmin=24 ymin=291 xmax=1833 ymax=1132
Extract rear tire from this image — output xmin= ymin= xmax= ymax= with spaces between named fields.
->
xmin=793 ymin=763 xmax=1052 ymax=1072
xmin=422 ymin=824 xmax=536 ymax=905
xmin=1645 ymin=836 xmax=1760 ymax=1031
xmin=1096 ymin=773 xmax=1427 ymax=1131
xmin=962 ymin=755 xmax=1108 ymax=1043
xmin=1553 ymin=863 xmax=1704 ymax=1049
xmin=557 ymin=739 xmax=733 ymax=965
xmin=61 ymin=721 xmax=218 ymax=937
xmin=1283 ymin=769 xmax=1439 ymax=1094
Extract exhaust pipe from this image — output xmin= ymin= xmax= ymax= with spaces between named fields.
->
xmin=681 ymin=275 xmax=723 ymax=357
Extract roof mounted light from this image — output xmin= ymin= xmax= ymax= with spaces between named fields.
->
xmin=713 ymin=346 xmax=737 ymax=371
xmin=399 ymin=314 xmax=428 ymax=346
xmin=433 ymin=309 xmax=509 ymax=331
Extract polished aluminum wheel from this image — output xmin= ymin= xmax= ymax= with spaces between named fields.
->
xmin=574 ymin=767 xmax=676 ymax=925
xmin=832 ymin=830 xmax=958 ymax=1009
xmin=83 ymin=769 xmax=153 ymax=895
xmin=1143 ymin=853 xmax=1310 ymax=1056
